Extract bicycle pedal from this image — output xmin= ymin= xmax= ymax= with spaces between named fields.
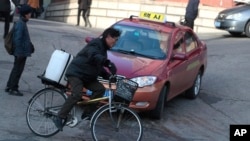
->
xmin=66 ymin=116 xmax=78 ymax=127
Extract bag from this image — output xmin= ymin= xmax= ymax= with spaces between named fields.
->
xmin=4 ymin=23 xmax=16 ymax=55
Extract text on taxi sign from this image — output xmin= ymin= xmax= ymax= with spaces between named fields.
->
xmin=139 ymin=12 xmax=165 ymax=22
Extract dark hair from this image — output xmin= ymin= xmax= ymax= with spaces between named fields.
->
xmin=19 ymin=4 xmax=32 ymax=17
xmin=102 ymin=27 xmax=121 ymax=39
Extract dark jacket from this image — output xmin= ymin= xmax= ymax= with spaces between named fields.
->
xmin=65 ymin=37 xmax=110 ymax=82
xmin=0 ymin=0 xmax=10 ymax=12
xmin=185 ymin=0 xmax=199 ymax=20
xmin=78 ymin=0 xmax=92 ymax=10
xmin=13 ymin=17 xmax=33 ymax=57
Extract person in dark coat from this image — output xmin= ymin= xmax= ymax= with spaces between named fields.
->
xmin=0 ymin=0 xmax=11 ymax=38
xmin=184 ymin=0 xmax=200 ymax=29
xmin=5 ymin=4 xmax=34 ymax=96
xmin=76 ymin=0 xmax=92 ymax=27
xmin=53 ymin=27 xmax=121 ymax=131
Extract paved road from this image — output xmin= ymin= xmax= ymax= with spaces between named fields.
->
xmin=1 ymin=18 xmax=249 ymax=141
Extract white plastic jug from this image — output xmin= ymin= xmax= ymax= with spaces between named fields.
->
xmin=44 ymin=50 xmax=73 ymax=86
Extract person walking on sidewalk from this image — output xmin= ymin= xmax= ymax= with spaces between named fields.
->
xmin=5 ymin=4 xmax=35 ymax=96
xmin=53 ymin=27 xmax=121 ymax=131
xmin=76 ymin=0 xmax=92 ymax=27
xmin=184 ymin=0 xmax=200 ymax=29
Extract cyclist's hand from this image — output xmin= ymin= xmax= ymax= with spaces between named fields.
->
xmin=108 ymin=62 xmax=117 ymax=75
xmin=109 ymin=76 xmax=117 ymax=83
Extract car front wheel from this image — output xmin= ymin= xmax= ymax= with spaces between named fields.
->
xmin=185 ymin=71 xmax=202 ymax=99
xmin=245 ymin=22 xmax=250 ymax=38
xmin=149 ymin=85 xmax=167 ymax=120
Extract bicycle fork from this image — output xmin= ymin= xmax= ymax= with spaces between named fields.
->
xmin=109 ymin=103 xmax=125 ymax=132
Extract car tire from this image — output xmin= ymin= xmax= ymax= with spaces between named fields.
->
xmin=245 ymin=22 xmax=250 ymax=38
xmin=185 ymin=71 xmax=202 ymax=99
xmin=228 ymin=31 xmax=242 ymax=37
xmin=149 ymin=85 xmax=167 ymax=120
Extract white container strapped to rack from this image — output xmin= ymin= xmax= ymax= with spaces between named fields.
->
xmin=44 ymin=49 xmax=73 ymax=86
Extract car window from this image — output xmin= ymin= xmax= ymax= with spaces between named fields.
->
xmin=173 ymin=31 xmax=185 ymax=53
xmin=112 ymin=24 xmax=170 ymax=59
xmin=184 ymin=32 xmax=197 ymax=53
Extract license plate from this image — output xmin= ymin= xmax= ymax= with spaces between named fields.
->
xmin=214 ymin=21 xmax=221 ymax=27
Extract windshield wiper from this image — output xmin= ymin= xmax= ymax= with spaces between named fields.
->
xmin=111 ymin=49 xmax=163 ymax=59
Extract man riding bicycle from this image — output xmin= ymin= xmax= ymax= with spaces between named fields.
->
xmin=53 ymin=27 xmax=121 ymax=131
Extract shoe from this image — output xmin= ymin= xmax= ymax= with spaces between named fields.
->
xmin=9 ymin=90 xmax=23 ymax=96
xmin=81 ymin=112 xmax=91 ymax=120
xmin=5 ymin=87 xmax=10 ymax=92
xmin=52 ymin=116 xmax=64 ymax=131
xmin=75 ymin=24 xmax=79 ymax=26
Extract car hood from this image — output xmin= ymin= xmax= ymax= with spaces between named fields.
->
xmin=220 ymin=5 xmax=250 ymax=14
xmin=108 ymin=51 xmax=167 ymax=78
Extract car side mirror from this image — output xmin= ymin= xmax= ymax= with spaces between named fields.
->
xmin=85 ymin=37 xmax=94 ymax=43
xmin=172 ymin=53 xmax=187 ymax=60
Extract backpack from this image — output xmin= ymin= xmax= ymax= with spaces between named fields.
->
xmin=4 ymin=22 xmax=16 ymax=55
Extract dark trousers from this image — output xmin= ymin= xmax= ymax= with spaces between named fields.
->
xmin=6 ymin=56 xmax=27 ymax=90
xmin=31 ymin=8 xmax=38 ymax=18
xmin=76 ymin=8 xmax=91 ymax=27
xmin=58 ymin=76 xmax=105 ymax=119
xmin=184 ymin=18 xmax=194 ymax=30
xmin=0 ymin=11 xmax=10 ymax=38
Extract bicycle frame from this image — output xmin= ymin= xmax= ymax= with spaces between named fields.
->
xmin=26 ymin=75 xmax=142 ymax=139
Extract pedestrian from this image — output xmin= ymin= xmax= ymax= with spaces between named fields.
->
xmin=184 ymin=0 xmax=200 ymax=29
xmin=5 ymin=4 xmax=34 ymax=96
xmin=0 ymin=0 xmax=11 ymax=38
xmin=76 ymin=0 xmax=92 ymax=27
xmin=27 ymin=0 xmax=39 ymax=18
xmin=53 ymin=27 xmax=121 ymax=131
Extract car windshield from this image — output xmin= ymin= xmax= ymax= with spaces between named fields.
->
xmin=111 ymin=24 xmax=170 ymax=59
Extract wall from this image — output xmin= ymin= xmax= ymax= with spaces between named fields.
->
xmin=50 ymin=0 xmax=235 ymax=8
xmin=45 ymin=0 xmax=226 ymax=33
xmin=154 ymin=0 xmax=234 ymax=8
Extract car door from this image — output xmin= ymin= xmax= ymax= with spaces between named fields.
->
xmin=182 ymin=31 xmax=201 ymax=89
xmin=167 ymin=30 xmax=190 ymax=99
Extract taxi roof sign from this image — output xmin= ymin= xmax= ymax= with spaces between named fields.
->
xmin=139 ymin=11 xmax=166 ymax=23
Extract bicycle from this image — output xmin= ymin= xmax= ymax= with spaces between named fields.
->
xmin=26 ymin=75 xmax=143 ymax=141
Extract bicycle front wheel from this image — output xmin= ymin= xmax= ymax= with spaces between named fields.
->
xmin=91 ymin=103 xmax=143 ymax=141
xmin=26 ymin=88 xmax=66 ymax=137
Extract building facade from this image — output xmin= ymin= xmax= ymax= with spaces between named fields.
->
xmin=49 ymin=0 xmax=234 ymax=8
xmin=43 ymin=0 xmax=232 ymax=33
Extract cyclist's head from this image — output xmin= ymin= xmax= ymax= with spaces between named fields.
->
xmin=102 ymin=27 xmax=121 ymax=49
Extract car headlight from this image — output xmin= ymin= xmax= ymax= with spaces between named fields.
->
xmin=226 ymin=13 xmax=242 ymax=20
xmin=131 ymin=76 xmax=157 ymax=87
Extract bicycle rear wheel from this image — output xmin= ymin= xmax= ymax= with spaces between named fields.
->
xmin=91 ymin=103 xmax=143 ymax=141
xmin=26 ymin=88 xmax=66 ymax=137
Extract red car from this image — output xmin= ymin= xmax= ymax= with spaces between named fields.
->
xmin=88 ymin=12 xmax=207 ymax=119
